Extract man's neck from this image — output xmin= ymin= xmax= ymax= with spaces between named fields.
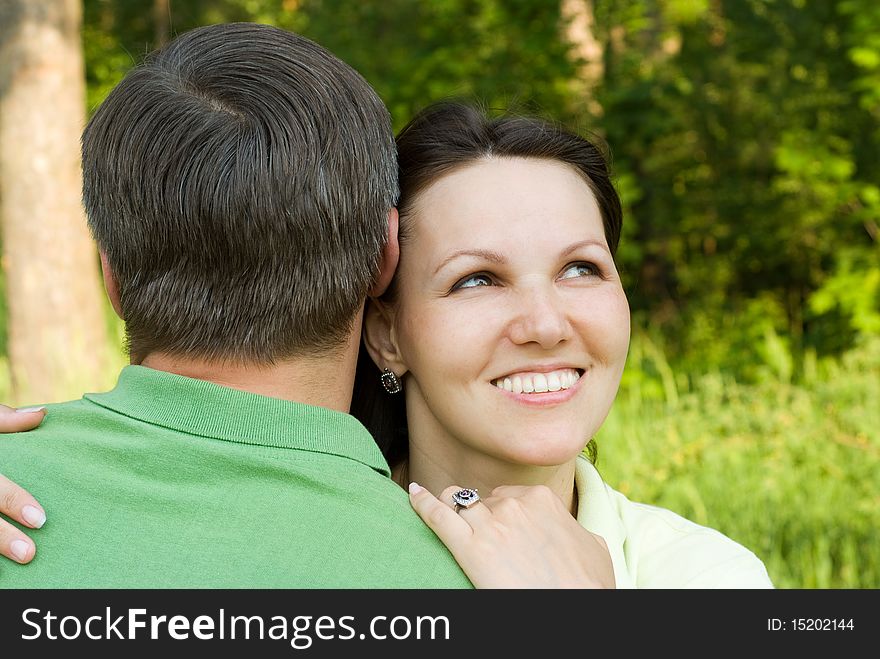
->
xmin=138 ymin=331 xmax=360 ymax=413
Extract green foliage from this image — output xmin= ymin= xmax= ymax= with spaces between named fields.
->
xmin=841 ymin=0 xmax=880 ymax=120
xmin=809 ymin=248 xmax=880 ymax=337
xmin=593 ymin=0 xmax=879 ymax=374
xmin=599 ymin=334 xmax=880 ymax=588
xmin=293 ymin=0 xmax=580 ymax=130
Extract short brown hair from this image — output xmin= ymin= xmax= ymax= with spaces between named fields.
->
xmin=82 ymin=23 xmax=398 ymax=362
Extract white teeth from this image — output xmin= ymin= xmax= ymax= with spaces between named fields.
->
xmin=493 ymin=368 xmax=582 ymax=394
xmin=533 ymin=373 xmax=549 ymax=392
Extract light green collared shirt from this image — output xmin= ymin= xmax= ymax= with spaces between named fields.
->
xmin=0 ymin=366 xmax=471 ymax=588
xmin=575 ymin=457 xmax=773 ymax=588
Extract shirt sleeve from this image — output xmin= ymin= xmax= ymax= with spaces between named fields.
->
xmin=616 ymin=499 xmax=774 ymax=589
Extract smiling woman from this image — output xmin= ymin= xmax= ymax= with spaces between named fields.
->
xmin=378 ymin=157 xmax=628 ymax=480
xmin=352 ymin=102 xmax=773 ymax=588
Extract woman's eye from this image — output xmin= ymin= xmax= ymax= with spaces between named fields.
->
xmin=559 ymin=263 xmax=599 ymax=280
xmin=453 ymin=274 xmax=493 ymax=290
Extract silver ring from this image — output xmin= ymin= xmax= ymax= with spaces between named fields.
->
xmin=452 ymin=488 xmax=480 ymax=512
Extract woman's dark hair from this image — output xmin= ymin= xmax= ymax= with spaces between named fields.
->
xmin=350 ymin=101 xmax=622 ymax=467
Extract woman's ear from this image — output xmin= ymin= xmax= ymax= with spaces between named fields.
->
xmin=369 ymin=208 xmax=400 ymax=298
xmin=362 ymin=298 xmax=408 ymax=376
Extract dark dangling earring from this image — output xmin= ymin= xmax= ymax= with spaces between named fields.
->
xmin=380 ymin=368 xmax=402 ymax=394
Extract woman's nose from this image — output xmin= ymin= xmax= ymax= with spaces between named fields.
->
xmin=507 ymin=287 xmax=573 ymax=348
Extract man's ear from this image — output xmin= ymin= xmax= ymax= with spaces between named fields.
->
xmin=99 ymin=251 xmax=123 ymax=319
xmin=362 ymin=298 xmax=408 ymax=377
xmin=369 ymin=208 xmax=400 ymax=298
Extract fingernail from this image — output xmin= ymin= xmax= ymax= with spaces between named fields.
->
xmin=10 ymin=539 xmax=31 ymax=562
xmin=22 ymin=505 xmax=46 ymax=528
xmin=408 ymin=482 xmax=423 ymax=495
xmin=17 ymin=406 xmax=46 ymax=414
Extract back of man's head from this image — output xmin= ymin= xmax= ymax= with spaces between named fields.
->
xmin=83 ymin=23 xmax=397 ymax=363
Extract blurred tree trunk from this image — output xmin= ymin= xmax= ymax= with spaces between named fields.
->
xmin=561 ymin=0 xmax=604 ymax=116
xmin=154 ymin=0 xmax=170 ymax=47
xmin=0 ymin=0 xmax=110 ymax=404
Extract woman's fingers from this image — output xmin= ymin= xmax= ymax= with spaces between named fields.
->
xmin=0 ymin=518 xmax=36 ymax=564
xmin=412 ymin=482 xmax=615 ymax=588
xmin=0 ymin=473 xmax=46 ymax=529
xmin=0 ymin=404 xmax=46 ymax=433
xmin=0 ymin=474 xmax=44 ymax=564
xmin=407 ymin=483 xmax=472 ymax=552
xmin=0 ymin=407 xmax=47 ymax=565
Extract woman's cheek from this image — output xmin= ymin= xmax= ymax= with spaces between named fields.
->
xmin=575 ymin=289 xmax=629 ymax=352
xmin=398 ymin=307 xmax=461 ymax=375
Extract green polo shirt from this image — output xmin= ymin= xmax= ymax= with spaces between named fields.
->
xmin=0 ymin=366 xmax=471 ymax=588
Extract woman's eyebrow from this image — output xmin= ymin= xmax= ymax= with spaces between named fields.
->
xmin=561 ymin=239 xmax=610 ymax=257
xmin=433 ymin=249 xmax=506 ymax=275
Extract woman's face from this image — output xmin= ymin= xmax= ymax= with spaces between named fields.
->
xmin=388 ymin=157 xmax=630 ymax=467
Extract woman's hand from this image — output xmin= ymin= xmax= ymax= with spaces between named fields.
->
xmin=409 ymin=482 xmax=615 ymax=589
xmin=0 ymin=403 xmax=47 ymax=564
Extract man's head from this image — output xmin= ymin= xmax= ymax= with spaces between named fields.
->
xmin=83 ymin=23 xmax=398 ymax=363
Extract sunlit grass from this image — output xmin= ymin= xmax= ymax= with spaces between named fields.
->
xmin=597 ymin=334 xmax=880 ymax=588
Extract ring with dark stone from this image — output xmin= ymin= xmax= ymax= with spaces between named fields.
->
xmin=452 ymin=488 xmax=480 ymax=512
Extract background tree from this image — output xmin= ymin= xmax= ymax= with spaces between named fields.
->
xmin=0 ymin=0 xmax=110 ymax=404
xmin=591 ymin=0 xmax=879 ymax=377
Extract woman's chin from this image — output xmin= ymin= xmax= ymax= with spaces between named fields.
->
xmin=492 ymin=438 xmax=588 ymax=469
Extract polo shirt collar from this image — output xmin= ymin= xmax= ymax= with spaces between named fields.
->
xmin=86 ymin=365 xmax=390 ymax=477
xmin=575 ymin=456 xmax=636 ymax=589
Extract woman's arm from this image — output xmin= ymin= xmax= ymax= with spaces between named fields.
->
xmin=0 ymin=404 xmax=47 ymax=564
xmin=409 ymin=482 xmax=615 ymax=589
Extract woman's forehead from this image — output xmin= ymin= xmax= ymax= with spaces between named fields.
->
xmin=407 ymin=157 xmax=604 ymax=247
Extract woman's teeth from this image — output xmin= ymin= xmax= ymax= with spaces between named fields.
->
xmin=493 ymin=368 xmax=581 ymax=394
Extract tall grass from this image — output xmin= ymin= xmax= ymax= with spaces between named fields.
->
xmin=596 ymin=333 xmax=880 ymax=588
